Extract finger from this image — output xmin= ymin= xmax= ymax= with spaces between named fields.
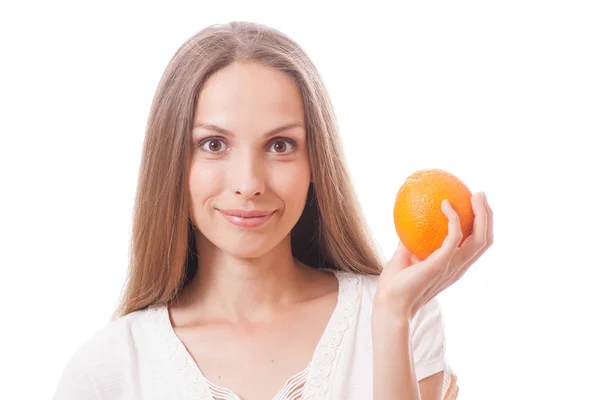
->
xmin=483 ymin=193 xmax=494 ymax=245
xmin=389 ymin=240 xmax=417 ymax=271
xmin=451 ymin=192 xmax=495 ymax=281
xmin=471 ymin=192 xmax=488 ymax=248
xmin=454 ymin=192 xmax=488 ymax=265
xmin=408 ymin=251 xmax=421 ymax=265
xmin=429 ymin=199 xmax=463 ymax=263
xmin=461 ymin=191 xmax=494 ymax=267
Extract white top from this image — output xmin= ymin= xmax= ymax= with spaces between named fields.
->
xmin=53 ymin=270 xmax=459 ymax=400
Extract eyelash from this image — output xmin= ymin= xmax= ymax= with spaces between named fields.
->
xmin=197 ymin=136 xmax=298 ymax=155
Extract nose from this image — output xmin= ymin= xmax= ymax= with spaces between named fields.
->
xmin=230 ymin=150 xmax=265 ymax=199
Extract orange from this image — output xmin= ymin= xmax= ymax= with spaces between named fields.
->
xmin=393 ymin=169 xmax=474 ymax=260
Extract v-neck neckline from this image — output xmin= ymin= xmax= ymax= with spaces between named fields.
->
xmin=146 ymin=269 xmax=361 ymax=400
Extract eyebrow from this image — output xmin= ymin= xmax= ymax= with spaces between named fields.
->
xmin=193 ymin=122 xmax=305 ymax=138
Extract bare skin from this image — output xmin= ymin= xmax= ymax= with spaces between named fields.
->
xmin=170 ymin=262 xmax=338 ymax=400
xmin=170 ymin=61 xmax=339 ymax=399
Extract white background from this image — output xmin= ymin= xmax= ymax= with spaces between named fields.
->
xmin=1 ymin=1 xmax=599 ymax=399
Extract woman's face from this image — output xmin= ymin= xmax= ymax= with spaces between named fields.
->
xmin=189 ymin=62 xmax=311 ymax=259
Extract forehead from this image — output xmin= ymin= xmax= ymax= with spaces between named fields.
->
xmin=194 ymin=62 xmax=305 ymax=128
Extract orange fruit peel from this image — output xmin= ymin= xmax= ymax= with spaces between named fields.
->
xmin=393 ymin=169 xmax=475 ymax=260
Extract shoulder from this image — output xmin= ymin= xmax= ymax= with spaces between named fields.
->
xmin=348 ymin=271 xmax=452 ymax=382
xmin=52 ymin=308 xmax=150 ymax=399
xmin=345 ymin=270 xmax=446 ymax=352
xmin=69 ymin=307 xmax=149 ymax=368
xmin=346 ymin=270 xmax=444 ymax=323
xmin=356 ymin=271 xmax=380 ymax=298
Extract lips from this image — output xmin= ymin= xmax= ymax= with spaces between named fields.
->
xmin=218 ymin=209 xmax=275 ymax=228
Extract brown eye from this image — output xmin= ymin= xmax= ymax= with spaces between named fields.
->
xmin=273 ymin=141 xmax=287 ymax=153
xmin=208 ymin=140 xmax=222 ymax=151
xmin=200 ymin=138 xmax=226 ymax=153
xmin=269 ymin=139 xmax=296 ymax=154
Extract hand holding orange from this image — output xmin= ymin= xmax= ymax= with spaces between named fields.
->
xmin=374 ymin=168 xmax=493 ymax=320
xmin=393 ymin=169 xmax=475 ymax=260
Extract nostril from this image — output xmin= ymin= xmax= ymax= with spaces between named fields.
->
xmin=235 ymin=190 xmax=262 ymax=196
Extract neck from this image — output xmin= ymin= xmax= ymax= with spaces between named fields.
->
xmin=181 ymin=233 xmax=312 ymax=323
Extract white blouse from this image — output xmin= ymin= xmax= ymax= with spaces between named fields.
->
xmin=53 ymin=270 xmax=459 ymax=400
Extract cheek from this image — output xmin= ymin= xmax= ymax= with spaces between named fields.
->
xmin=272 ymin=166 xmax=311 ymax=212
xmin=188 ymin=161 xmax=224 ymax=208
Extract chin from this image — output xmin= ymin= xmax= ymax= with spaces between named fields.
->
xmin=219 ymin=237 xmax=281 ymax=259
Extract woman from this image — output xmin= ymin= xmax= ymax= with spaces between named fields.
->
xmin=53 ymin=21 xmax=493 ymax=400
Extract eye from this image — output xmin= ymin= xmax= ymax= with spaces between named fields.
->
xmin=199 ymin=138 xmax=227 ymax=153
xmin=269 ymin=138 xmax=296 ymax=154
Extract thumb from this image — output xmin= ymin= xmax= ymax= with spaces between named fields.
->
xmin=390 ymin=241 xmax=419 ymax=270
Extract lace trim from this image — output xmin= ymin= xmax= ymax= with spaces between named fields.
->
xmin=302 ymin=271 xmax=361 ymax=400
xmin=205 ymin=365 xmax=310 ymax=400
xmin=271 ymin=366 xmax=309 ymax=400
xmin=146 ymin=304 xmax=213 ymax=400
xmin=145 ymin=269 xmax=361 ymax=400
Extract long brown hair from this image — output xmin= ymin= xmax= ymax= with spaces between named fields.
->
xmin=111 ymin=21 xmax=383 ymax=320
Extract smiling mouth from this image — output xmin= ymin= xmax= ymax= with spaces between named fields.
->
xmin=217 ymin=209 xmax=275 ymax=228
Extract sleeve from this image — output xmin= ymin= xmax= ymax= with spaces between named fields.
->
xmin=411 ymin=297 xmax=459 ymax=399
xmin=52 ymin=351 xmax=102 ymax=400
